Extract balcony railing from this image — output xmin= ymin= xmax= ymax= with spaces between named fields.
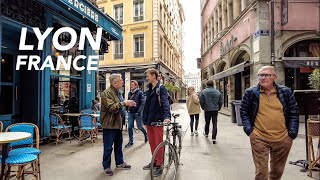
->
xmin=133 ymin=16 xmax=144 ymax=22
xmin=134 ymin=52 xmax=144 ymax=58
xmin=114 ymin=53 xmax=123 ymax=59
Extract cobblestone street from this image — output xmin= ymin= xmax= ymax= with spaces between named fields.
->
xmin=40 ymin=104 xmax=316 ymax=180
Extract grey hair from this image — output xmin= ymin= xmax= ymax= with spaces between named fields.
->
xmin=257 ymin=66 xmax=277 ymax=75
xmin=109 ymin=74 xmax=122 ymax=84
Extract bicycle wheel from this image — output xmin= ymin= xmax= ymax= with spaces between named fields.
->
xmin=172 ymin=133 xmax=182 ymax=160
xmin=150 ymin=141 xmax=179 ymax=180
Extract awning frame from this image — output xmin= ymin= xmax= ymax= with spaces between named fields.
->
xmin=211 ymin=61 xmax=251 ymax=80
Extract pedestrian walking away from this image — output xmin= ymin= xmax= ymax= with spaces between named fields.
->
xmin=186 ymin=86 xmax=201 ymax=136
xmin=142 ymin=68 xmax=171 ymax=177
xmin=200 ymin=80 xmax=222 ymax=144
xmin=100 ymin=73 xmax=137 ymax=176
xmin=240 ymin=66 xmax=299 ymax=180
xmin=125 ymin=80 xmax=148 ymax=148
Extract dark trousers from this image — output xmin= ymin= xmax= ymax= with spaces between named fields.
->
xmin=102 ymin=129 xmax=124 ymax=169
xmin=190 ymin=114 xmax=199 ymax=132
xmin=204 ymin=111 xmax=218 ymax=140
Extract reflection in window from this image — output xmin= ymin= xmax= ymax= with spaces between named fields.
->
xmin=50 ymin=76 xmax=80 ymax=113
xmin=51 ymin=22 xmax=83 ymax=77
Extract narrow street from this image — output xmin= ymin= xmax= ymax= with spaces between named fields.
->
xmin=40 ymin=104 xmax=313 ymax=180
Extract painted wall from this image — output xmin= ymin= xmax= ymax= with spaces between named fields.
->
xmin=98 ymin=0 xmax=153 ymax=66
xmin=274 ymin=1 xmax=320 ymax=30
xmin=201 ymin=10 xmax=255 ymax=69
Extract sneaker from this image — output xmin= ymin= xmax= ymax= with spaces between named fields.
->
xmin=191 ymin=132 xmax=194 ymax=136
xmin=125 ymin=142 xmax=133 ymax=148
xmin=213 ymin=139 xmax=216 ymax=144
xmin=203 ymin=132 xmax=208 ymax=138
xmin=195 ymin=130 xmax=198 ymax=136
xmin=116 ymin=163 xmax=131 ymax=170
xmin=153 ymin=166 xmax=163 ymax=177
xmin=143 ymin=163 xmax=152 ymax=170
xmin=104 ymin=168 xmax=113 ymax=176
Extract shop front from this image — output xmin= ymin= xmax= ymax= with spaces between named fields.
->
xmin=0 ymin=0 xmax=122 ymax=138
xmin=282 ymin=39 xmax=320 ymax=90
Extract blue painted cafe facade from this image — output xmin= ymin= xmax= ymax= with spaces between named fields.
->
xmin=0 ymin=0 xmax=122 ymax=138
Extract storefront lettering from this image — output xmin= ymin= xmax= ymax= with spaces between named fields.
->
xmin=220 ymin=35 xmax=237 ymax=55
xmin=16 ymin=27 xmax=102 ymax=71
xmin=67 ymin=0 xmax=99 ymax=22
xmin=306 ymin=61 xmax=319 ymax=67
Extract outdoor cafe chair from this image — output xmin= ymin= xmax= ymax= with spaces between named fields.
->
xmin=78 ymin=114 xmax=96 ymax=146
xmin=95 ymin=111 xmax=101 ymax=133
xmin=5 ymin=123 xmax=41 ymax=179
xmin=307 ymin=118 xmax=320 ymax=178
xmin=49 ymin=113 xmax=72 ymax=145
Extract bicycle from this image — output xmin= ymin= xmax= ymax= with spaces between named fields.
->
xmin=150 ymin=113 xmax=182 ymax=180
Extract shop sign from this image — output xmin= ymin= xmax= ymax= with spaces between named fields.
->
xmin=281 ymin=0 xmax=289 ymax=26
xmin=64 ymin=0 xmax=99 ymax=22
xmin=306 ymin=61 xmax=319 ymax=67
xmin=220 ymin=35 xmax=237 ymax=56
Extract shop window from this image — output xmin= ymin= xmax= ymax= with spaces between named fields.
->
xmin=50 ymin=77 xmax=80 ymax=113
xmin=0 ymin=86 xmax=13 ymax=115
xmin=51 ymin=22 xmax=83 ymax=77
xmin=1 ymin=53 xmax=13 ymax=83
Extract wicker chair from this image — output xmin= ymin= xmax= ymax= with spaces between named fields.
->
xmin=5 ymin=123 xmax=41 ymax=180
xmin=78 ymin=114 xmax=96 ymax=146
xmin=307 ymin=118 xmax=320 ymax=178
xmin=49 ymin=113 xmax=72 ymax=145
xmin=80 ymin=109 xmax=95 ymax=115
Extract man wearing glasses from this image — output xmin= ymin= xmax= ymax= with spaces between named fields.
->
xmin=240 ymin=66 xmax=299 ymax=180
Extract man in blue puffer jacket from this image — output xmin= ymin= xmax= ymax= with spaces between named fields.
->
xmin=240 ymin=66 xmax=299 ymax=180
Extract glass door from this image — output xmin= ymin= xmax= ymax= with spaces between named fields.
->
xmin=0 ymin=51 xmax=20 ymax=128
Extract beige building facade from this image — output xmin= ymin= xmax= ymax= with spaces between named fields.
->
xmin=97 ymin=0 xmax=185 ymax=100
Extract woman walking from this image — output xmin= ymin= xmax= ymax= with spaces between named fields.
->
xmin=186 ymin=86 xmax=201 ymax=136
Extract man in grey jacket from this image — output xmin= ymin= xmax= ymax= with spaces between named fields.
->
xmin=200 ymin=80 xmax=222 ymax=144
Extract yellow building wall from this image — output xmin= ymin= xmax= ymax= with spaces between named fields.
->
xmin=97 ymin=0 xmax=153 ymax=66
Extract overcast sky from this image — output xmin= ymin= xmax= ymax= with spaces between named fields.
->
xmin=181 ymin=0 xmax=201 ymax=74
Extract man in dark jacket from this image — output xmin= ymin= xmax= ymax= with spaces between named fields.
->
xmin=125 ymin=80 xmax=148 ymax=148
xmin=142 ymin=68 xmax=171 ymax=177
xmin=100 ymin=74 xmax=136 ymax=176
xmin=200 ymin=80 xmax=222 ymax=144
xmin=240 ymin=66 xmax=299 ymax=180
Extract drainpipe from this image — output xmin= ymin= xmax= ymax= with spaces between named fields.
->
xmin=270 ymin=0 xmax=275 ymax=65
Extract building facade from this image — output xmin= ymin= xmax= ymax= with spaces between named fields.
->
xmin=97 ymin=0 xmax=185 ymax=100
xmin=185 ymin=72 xmax=201 ymax=93
xmin=0 ymin=0 xmax=122 ymax=137
xmin=200 ymin=0 xmax=320 ymax=110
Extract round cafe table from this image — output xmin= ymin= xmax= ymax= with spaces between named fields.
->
xmin=0 ymin=132 xmax=32 ymax=180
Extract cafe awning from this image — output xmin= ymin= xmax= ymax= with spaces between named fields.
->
xmin=57 ymin=0 xmax=122 ymax=40
xmin=211 ymin=62 xmax=249 ymax=80
xmin=280 ymin=57 xmax=320 ymax=68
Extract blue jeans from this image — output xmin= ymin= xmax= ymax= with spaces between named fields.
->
xmin=102 ymin=129 xmax=124 ymax=169
xmin=128 ymin=112 xmax=148 ymax=144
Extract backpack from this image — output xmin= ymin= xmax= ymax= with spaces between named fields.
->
xmin=156 ymin=84 xmax=174 ymax=106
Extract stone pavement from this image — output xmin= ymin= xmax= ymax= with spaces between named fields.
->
xmin=40 ymin=103 xmax=317 ymax=180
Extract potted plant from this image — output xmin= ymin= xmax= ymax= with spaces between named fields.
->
xmin=308 ymin=69 xmax=320 ymax=90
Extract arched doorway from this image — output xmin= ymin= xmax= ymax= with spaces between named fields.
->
xmin=217 ymin=61 xmax=228 ymax=107
xmin=284 ymin=39 xmax=320 ymax=90
xmin=232 ymin=51 xmax=250 ymax=100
